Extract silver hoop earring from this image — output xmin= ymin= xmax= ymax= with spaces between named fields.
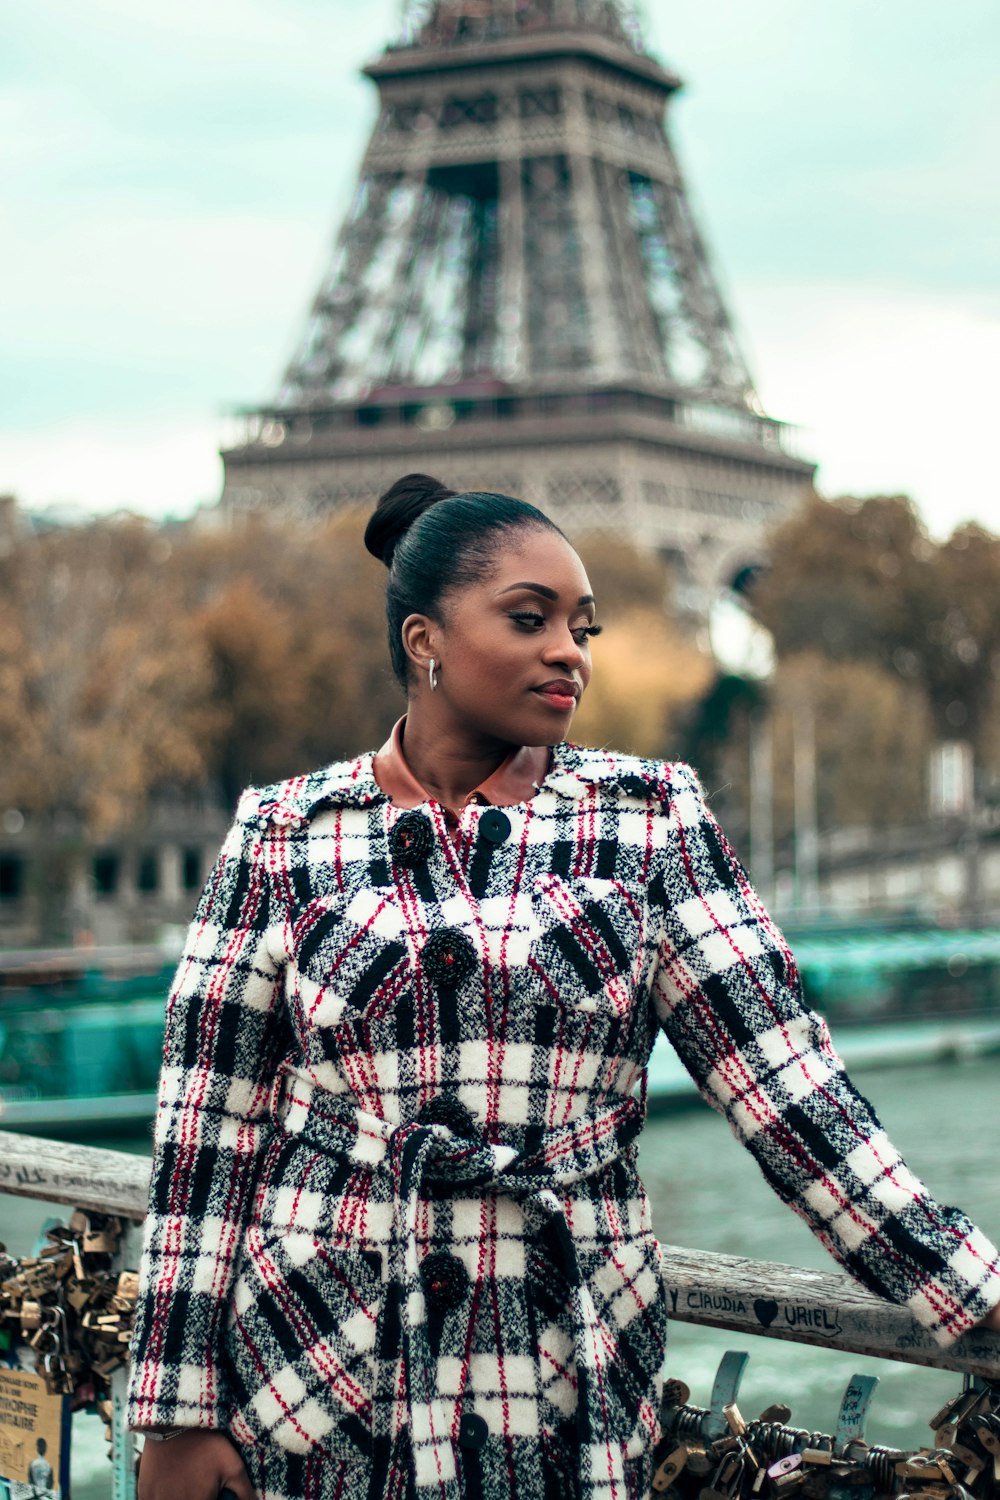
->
xmin=428 ymin=658 xmax=439 ymax=692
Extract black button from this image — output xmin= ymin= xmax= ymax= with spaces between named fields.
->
xmin=421 ymin=927 xmax=477 ymax=989
xmin=389 ymin=810 xmax=434 ymax=868
xmin=479 ymin=809 xmax=512 ymax=845
xmin=458 ymin=1412 xmax=489 ymax=1450
xmin=420 ymin=1250 xmax=469 ymax=1312
xmin=417 ymin=1094 xmax=477 ymax=1137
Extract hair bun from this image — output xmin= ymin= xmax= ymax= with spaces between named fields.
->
xmin=364 ymin=473 xmax=457 ymax=567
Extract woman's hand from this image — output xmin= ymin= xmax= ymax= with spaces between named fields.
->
xmin=137 ymin=1430 xmax=256 ymax=1500
xmin=978 ymin=1301 xmax=1000 ymax=1335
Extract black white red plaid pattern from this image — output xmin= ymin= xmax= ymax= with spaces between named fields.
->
xmin=127 ymin=745 xmax=1000 ymax=1500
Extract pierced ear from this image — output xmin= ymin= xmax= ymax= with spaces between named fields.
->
xmin=401 ymin=614 xmax=437 ymax=677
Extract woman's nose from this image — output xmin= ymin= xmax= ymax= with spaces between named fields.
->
xmin=542 ymin=628 xmax=585 ymax=672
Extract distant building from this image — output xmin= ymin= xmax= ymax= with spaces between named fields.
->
xmin=0 ymin=793 xmax=229 ymax=949
xmin=784 ymin=814 xmax=1000 ymax=925
xmin=221 ymin=0 xmax=815 ymax=615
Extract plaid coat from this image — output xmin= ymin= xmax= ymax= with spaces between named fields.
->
xmin=127 ymin=743 xmax=1000 ymax=1500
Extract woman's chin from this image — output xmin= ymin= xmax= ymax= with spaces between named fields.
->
xmin=527 ymin=703 xmax=578 ymax=741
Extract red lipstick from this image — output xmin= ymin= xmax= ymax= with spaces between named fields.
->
xmin=533 ymin=679 xmax=580 ymax=711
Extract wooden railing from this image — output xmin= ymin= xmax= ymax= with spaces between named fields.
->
xmin=3 ymin=1129 xmax=1000 ymax=1498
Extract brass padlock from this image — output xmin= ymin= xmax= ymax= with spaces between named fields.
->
xmin=22 ymin=1269 xmax=56 ymax=1297
xmin=64 ymin=1279 xmax=90 ymax=1312
xmin=653 ymin=1445 xmax=690 ymax=1493
xmin=28 ymin=1324 xmax=58 ymax=1353
xmin=897 ymin=1459 xmax=945 ymax=1480
xmin=800 ymin=1448 xmax=834 ymax=1467
xmin=116 ymin=1270 xmax=140 ymax=1301
xmin=927 ymin=1455 xmax=956 ymax=1486
xmin=723 ymin=1403 xmax=747 ymax=1438
xmin=661 ymin=1378 xmax=691 ymax=1409
xmin=83 ymin=1230 xmax=118 ymax=1254
xmin=19 ymin=1299 xmax=43 ymax=1330
xmin=41 ymin=1353 xmax=71 ymax=1395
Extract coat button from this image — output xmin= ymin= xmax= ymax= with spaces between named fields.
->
xmin=420 ymin=1250 xmax=469 ymax=1312
xmin=388 ymin=810 xmax=434 ymax=867
xmin=417 ymin=1094 xmax=477 ymax=1137
xmin=458 ymin=1412 xmax=489 ymax=1450
xmin=478 ymin=808 xmax=512 ymax=845
xmin=421 ymin=928 xmax=477 ymax=989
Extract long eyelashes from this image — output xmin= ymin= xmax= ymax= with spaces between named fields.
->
xmin=508 ymin=611 xmax=603 ymax=643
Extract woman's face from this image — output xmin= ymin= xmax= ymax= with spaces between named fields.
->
xmin=411 ymin=527 xmax=600 ymax=747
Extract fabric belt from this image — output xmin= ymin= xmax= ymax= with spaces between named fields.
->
xmin=269 ymin=1065 xmax=646 ymax=1500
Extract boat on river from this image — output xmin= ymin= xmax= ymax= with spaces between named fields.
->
xmin=2 ymin=921 xmax=1000 ymax=1135
xmin=0 ymin=946 xmax=175 ymax=1136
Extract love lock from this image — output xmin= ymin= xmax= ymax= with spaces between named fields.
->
xmin=702 ymin=1352 xmax=751 ymax=1444
xmin=652 ymin=1446 xmax=690 ymax=1494
xmin=833 ymin=1373 xmax=878 ymax=1462
xmin=970 ymin=1414 xmax=1000 ymax=1483
xmin=767 ymin=1454 xmax=805 ymax=1492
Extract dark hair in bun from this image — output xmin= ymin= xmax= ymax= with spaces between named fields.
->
xmin=365 ymin=472 xmax=564 ymax=688
xmin=363 ymin=472 xmax=457 ymax=567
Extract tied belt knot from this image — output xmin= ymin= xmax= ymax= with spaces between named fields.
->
xmin=269 ymin=1066 xmax=647 ymax=1500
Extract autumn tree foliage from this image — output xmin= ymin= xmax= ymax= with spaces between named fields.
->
xmin=752 ymin=493 xmax=1000 ymax=748
xmin=720 ymin=491 xmax=1000 ymax=844
xmin=0 ymin=510 xmax=398 ymax=837
xmin=0 ymin=510 xmax=709 ymax=847
xmin=767 ymin=654 xmax=933 ymax=836
xmin=167 ymin=510 xmax=395 ymax=805
xmin=0 ymin=519 xmax=215 ymax=837
xmin=7 ymin=490 xmax=996 ymax=871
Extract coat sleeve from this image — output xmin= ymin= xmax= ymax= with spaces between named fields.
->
xmin=127 ymin=789 xmax=292 ymax=1429
xmin=648 ymin=760 xmax=1000 ymax=1347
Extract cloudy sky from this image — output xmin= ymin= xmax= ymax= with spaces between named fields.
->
xmin=3 ymin=0 xmax=999 ymax=536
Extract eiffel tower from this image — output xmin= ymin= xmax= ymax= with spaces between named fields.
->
xmin=221 ymin=0 xmax=814 ymax=607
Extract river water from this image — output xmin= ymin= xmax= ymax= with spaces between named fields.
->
xmin=4 ymin=1054 xmax=998 ymax=1497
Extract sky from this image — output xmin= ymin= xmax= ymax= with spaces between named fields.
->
xmin=3 ymin=0 xmax=999 ymax=537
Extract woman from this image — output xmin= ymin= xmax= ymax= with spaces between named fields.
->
xmin=130 ymin=476 xmax=1000 ymax=1500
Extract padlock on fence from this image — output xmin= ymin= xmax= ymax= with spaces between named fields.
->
xmin=649 ymin=1353 xmax=1000 ymax=1500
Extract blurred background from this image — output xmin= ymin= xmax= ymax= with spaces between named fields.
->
xmin=3 ymin=0 xmax=1000 ymax=1485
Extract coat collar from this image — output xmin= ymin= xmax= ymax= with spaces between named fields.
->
xmin=372 ymin=715 xmax=550 ymax=813
xmin=250 ymin=741 xmax=670 ymax=833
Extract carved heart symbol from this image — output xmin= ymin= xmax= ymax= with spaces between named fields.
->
xmin=754 ymin=1298 xmax=779 ymax=1328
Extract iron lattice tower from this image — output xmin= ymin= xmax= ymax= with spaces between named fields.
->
xmin=222 ymin=0 xmax=814 ymax=607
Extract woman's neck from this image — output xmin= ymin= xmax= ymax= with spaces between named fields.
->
xmin=400 ymin=708 xmax=514 ymax=809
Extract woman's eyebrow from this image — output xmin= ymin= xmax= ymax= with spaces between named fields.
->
xmin=498 ymin=582 xmax=596 ymax=606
